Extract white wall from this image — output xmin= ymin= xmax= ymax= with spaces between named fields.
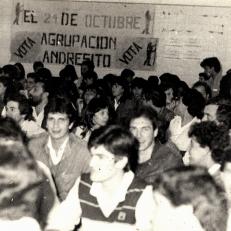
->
xmin=1 ymin=0 xmax=231 ymax=85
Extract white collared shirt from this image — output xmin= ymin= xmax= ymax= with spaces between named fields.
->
xmin=32 ymin=107 xmax=45 ymax=127
xmin=47 ymin=136 xmax=69 ymax=165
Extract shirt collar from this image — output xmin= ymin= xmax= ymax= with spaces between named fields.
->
xmin=47 ymin=135 xmax=69 ymax=165
xmin=90 ymin=170 xmax=134 ymax=202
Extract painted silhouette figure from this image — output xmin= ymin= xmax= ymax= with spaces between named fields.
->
xmin=13 ymin=2 xmax=23 ymax=25
xmin=142 ymin=10 xmax=151 ymax=34
xmin=144 ymin=42 xmax=157 ymax=66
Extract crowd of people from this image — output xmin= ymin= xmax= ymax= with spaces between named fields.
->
xmin=0 ymin=56 xmax=230 ymax=230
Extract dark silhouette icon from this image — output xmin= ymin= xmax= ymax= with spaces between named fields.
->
xmin=144 ymin=42 xmax=157 ymax=66
xmin=142 ymin=10 xmax=151 ymax=34
xmin=13 ymin=2 xmax=23 ymax=25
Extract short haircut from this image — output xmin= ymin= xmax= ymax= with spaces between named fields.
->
xmin=200 ymin=57 xmax=221 ymax=73
xmin=128 ymin=105 xmax=159 ymax=131
xmin=81 ymin=59 xmax=95 ymax=71
xmin=0 ymin=141 xmax=44 ymax=221
xmin=144 ymin=87 xmax=166 ymax=108
xmin=216 ymin=104 xmax=231 ymax=129
xmin=188 ymin=121 xmax=230 ymax=163
xmin=120 ymin=68 xmax=135 ymax=79
xmin=88 ymin=125 xmax=139 ymax=173
xmin=153 ymin=165 xmax=228 ymax=231
xmin=192 ymin=81 xmax=212 ymax=99
xmin=182 ymin=88 xmax=205 ymax=119
xmin=0 ymin=117 xmax=28 ymax=145
xmin=33 ymin=61 xmax=44 ymax=72
xmin=43 ymin=96 xmax=77 ymax=129
xmin=6 ymin=94 xmax=34 ymax=121
xmin=131 ymin=77 xmax=147 ymax=90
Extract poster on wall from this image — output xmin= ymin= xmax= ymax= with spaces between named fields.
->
xmin=10 ymin=0 xmax=157 ymax=71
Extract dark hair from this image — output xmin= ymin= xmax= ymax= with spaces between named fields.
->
xmin=192 ymin=81 xmax=212 ymax=99
xmin=144 ymin=87 xmax=166 ymax=108
xmin=14 ymin=63 xmax=25 ymax=81
xmin=6 ymin=94 xmax=34 ymax=121
xmin=182 ymin=88 xmax=205 ymax=119
xmin=188 ymin=121 xmax=230 ymax=163
xmin=219 ymin=73 xmax=231 ymax=99
xmin=59 ymin=64 xmax=78 ymax=82
xmin=153 ymin=165 xmax=228 ymax=231
xmin=200 ymin=57 xmax=221 ymax=73
xmin=0 ymin=142 xmax=44 ymax=222
xmin=43 ymin=96 xmax=77 ymax=129
xmin=199 ymin=72 xmax=210 ymax=81
xmin=0 ymin=117 xmax=28 ymax=145
xmin=131 ymin=77 xmax=147 ymax=90
xmin=37 ymin=67 xmax=52 ymax=82
xmin=33 ymin=61 xmax=44 ymax=72
xmin=120 ymin=68 xmax=135 ymax=79
xmin=88 ymin=125 xmax=139 ymax=173
xmin=81 ymin=59 xmax=95 ymax=71
xmin=83 ymin=97 xmax=110 ymax=130
xmin=216 ymin=104 xmax=231 ymax=129
xmin=128 ymin=105 xmax=159 ymax=131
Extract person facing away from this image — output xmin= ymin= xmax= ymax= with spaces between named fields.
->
xmin=127 ymin=105 xmax=183 ymax=184
xmin=47 ymin=125 xmax=155 ymax=231
xmin=28 ymin=96 xmax=91 ymax=202
xmin=151 ymin=165 xmax=228 ymax=231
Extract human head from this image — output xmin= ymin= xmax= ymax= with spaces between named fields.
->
xmin=144 ymin=87 xmax=166 ymax=110
xmin=33 ymin=61 xmax=44 ymax=73
xmin=6 ymin=94 xmax=33 ymax=122
xmin=174 ymin=88 xmax=205 ymax=119
xmin=188 ymin=121 xmax=230 ymax=167
xmin=200 ymin=57 xmax=221 ymax=78
xmin=36 ymin=67 xmax=52 ymax=82
xmin=120 ymin=68 xmax=135 ymax=85
xmin=202 ymin=98 xmax=229 ymax=122
xmin=0 ymin=141 xmax=46 ymax=224
xmin=0 ymin=76 xmax=10 ymax=98
xmin=26 ymin=72 xmax=37 ymax=92
xmin=82 ymin=84 xmax=98 ymax=105
xmin=43 ymin=96 xmax=76 ymax=131
xmin=199 ymin=72 xmax=210 ymax=82
xmin=59 ymin=64 xmax=78 ymax=82
xmin=28 ymin=77 xmax=50 ymax=107
xmin=14 ymin=62 xmax=25 ymax=81
xmin=84 ymin=97 xmax=110 ymax=130
xmin=88 ymin=125 xmax=139 ymax=178
xmin=216 ymin=104 xmax=231 ymax=130
xmin=81 ymin=59 xmax=95 ymax=77
xmin=131 ymin=77 xmax=147 ymax=100
xmin=128 ymin=105 xmax=158 ymax=155
xmin=0 ymin=117 xmax=28 ymax=145
xmin=152 ymin=165 xmax=228 ymax=231
xmin=83 ymin=71 xmax=98 ymax=86
xmin=111 ymin=76 xmax=128 ymax=100
xmin=192 ymin=81 xmax=212 ymax=101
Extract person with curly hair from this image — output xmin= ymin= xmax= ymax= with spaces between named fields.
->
xmin=152 ymin=166 xmax=228 ymax=231
xmin=188 ymin=121 xmax=230 ymax=178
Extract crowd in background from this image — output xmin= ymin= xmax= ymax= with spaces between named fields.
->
xmin=0 ymin=56 xmax=230 ymax=230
